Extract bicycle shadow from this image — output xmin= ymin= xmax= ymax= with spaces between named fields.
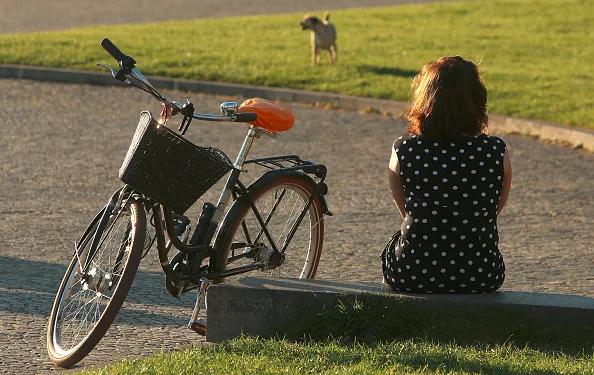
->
xmin=0 ymin=255 xmax=195 ymax=327
xmin=235 ymin=276 xmax=386 ymax=294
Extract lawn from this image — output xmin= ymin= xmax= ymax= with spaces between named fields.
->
xmin=83 ymin=337 xmax=593 ymax=375
xmin=0 ymin=0 xmax=592 ymax=129
xmin=82 ymin=298 xmax=594 ymax=374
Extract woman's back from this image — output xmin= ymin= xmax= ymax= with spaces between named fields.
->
xmin=396 ymin=133 xmax=505 ymax=230
xmin=384 ymin=55 xmax=512 ymax=294
xmin=385 ymin=133 xmax=506 ymax=293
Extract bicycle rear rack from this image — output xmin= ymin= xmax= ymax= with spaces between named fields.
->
xmin=245 ymin=155 xmax=327 ymax=181
xmin=244 ymin=155 xmax=331 ymax=216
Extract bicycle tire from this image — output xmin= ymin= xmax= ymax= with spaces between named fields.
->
xmin=212 ymin=171 xmax=324 ymax=279
xmin=47 ymin=198 xmax=146 ymax=368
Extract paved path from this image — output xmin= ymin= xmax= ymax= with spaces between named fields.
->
xmin=0 ymin=79 xmax=593 ymax=373
xmin=0 ymin=0 xmax=440 ymax=33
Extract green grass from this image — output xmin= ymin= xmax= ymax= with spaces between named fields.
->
xmin=1 ymin=0 xmax=593 ymax=128
xmin=84 ymin=337 xmax=594 ymax=375
xmin=83 ymin=299 xmax=594 ymax=374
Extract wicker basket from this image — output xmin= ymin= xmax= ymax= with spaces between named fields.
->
xmin=119 ymin=111 xmax=233 ymax=213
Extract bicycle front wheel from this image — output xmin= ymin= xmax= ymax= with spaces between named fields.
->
xmin=47 ymin=198 xmax=146 ymax=368
xmin=213 ymin=171 xmax=324 ymax=279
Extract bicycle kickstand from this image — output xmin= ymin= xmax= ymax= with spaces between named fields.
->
xmin=188 ymin=277 xmax=209 ymax=334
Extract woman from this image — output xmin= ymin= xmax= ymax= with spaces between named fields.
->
xmin=384 ymin=56 xmax=512 ymax=293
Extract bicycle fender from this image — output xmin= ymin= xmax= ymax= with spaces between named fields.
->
xmin=240 ymin=169 xmax=331 ymax=216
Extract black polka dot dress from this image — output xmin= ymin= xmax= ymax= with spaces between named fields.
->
xmin=383 ymin=133 xmax=506 ymax=294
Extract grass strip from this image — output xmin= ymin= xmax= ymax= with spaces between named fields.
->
xmin=0 ymin=0 xmax=592 ymax=129
xmin=84 ymin=298 xmax=594 ymax=374
xmin=83 ymin=337 xmax=594 ymax=375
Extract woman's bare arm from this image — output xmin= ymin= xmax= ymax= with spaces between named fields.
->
xmin=388 ymin=145 xmax=406 ymax=218
xmin=497 ymin=148 xmax=512 ymax=215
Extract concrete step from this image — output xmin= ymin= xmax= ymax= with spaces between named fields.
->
xmin=206 ymin=277 xmax=594 ymax=347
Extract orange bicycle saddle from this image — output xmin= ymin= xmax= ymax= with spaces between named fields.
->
xmin=237 ymin=98 xmax=294 ymax=133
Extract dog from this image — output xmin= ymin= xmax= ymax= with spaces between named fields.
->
xmin=300 ymin=13 xmax=337 ymax=65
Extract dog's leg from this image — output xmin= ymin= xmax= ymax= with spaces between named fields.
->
xmin=330 ymin=44 xmax=337 ymax=63
xmin=314 ymin=46 xmax=321 ymax=65
xmin=327 ymin=48 xmax=335 ymax=64
xmin=311 ymin=43 xmax=317 ymax=66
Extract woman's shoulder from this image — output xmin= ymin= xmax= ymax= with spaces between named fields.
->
xmin=476 ymin=134 xmax=507 ymax=153
xmin=393 ymin=134 xmax=415 ymax=150
xmin=393 ymin=133 xmax=507 ymax=154
xmin=393 ymin=134 xmax=426 ymax=152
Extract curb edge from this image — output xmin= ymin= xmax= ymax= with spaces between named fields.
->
xmin=1 ymin=64 xmax=592 ymax=152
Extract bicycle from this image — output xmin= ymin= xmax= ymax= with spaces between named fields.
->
xmin=47 ymin=38 xmax=331 ymax=368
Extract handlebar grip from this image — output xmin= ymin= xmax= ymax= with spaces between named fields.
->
xmin=101 ymin=38 xmax=136 ymax=66
xmin=235 ymin=112 xmax=257 ymax=123
xmin=101 ymin=38 xmax=125 ymax=61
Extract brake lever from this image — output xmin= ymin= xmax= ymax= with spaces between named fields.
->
xmin=96 ymin=62 xmax=128 ymax=81
xmin=96 ymin=63 xmax=117 ymax=78
xmin=98 ymin=62 xmax=166 ymax=103
xmin=179 ymin=100 xmax=194 ymax=135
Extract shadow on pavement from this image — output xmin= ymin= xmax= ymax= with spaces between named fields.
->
xmin=0 ymin=256 xmax=194 ymax=327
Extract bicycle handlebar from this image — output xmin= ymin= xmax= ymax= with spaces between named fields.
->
xmin=101 ymin=38 xmax=136 ymax=68
xmin=101 ymin=38 xmax=125 ymax=63
xmin=235 ymin=112 xmax=257 ymax=122
xmin=168 ymin=101 xmax=257 ymax=123
xmin=98 ymin=38 xmax=257 ymax=125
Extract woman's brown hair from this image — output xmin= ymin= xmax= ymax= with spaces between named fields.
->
xmin=405 ymin=56 xmax=488 ymax=141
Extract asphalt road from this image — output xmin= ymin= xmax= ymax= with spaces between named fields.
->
xmin=0 ymin=79 xmax=593 ymax=373
xmin=0 ymin=0 xmax=442 ymax=33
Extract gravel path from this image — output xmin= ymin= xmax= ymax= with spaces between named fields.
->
xmin=0 ymin=0 xmax=441 ymax=33
xmin=0 ymin=79 xmax=593 ymax=374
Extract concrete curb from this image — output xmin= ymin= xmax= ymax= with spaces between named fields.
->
xmin=2 ymin=64 xmax=593 ymax=152
xmin=206 ymin=277 xmax=594 ymax=344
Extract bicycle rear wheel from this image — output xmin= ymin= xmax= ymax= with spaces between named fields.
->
xmin=47 ymin=198 xmax=146 ymax=368
xmin=213 ymin=171 xmax=324 ymax=279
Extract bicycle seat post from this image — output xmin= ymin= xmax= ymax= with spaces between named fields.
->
xmin=210 ymin=125 xmax=257 ymax=225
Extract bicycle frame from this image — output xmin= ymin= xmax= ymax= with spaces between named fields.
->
xmin=149 ymin=125 xmax=330 ymax=285
xmin=77 ymin=122 xmax=329 ymax=294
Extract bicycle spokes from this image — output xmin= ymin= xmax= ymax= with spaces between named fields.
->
xmin=235 ymin=184 xmax=318 ymax=278
xmin=53 ymin=210 xmax=133 ymax=352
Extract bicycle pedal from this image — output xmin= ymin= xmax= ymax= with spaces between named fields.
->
xmin=188 ymin=319 xmax=207 ymax=336
xmin=164 ymin=274 xmax=182 ymax=299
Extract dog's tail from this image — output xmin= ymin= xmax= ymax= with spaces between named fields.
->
xmin=323 ymin=12 xmax=330 ymax=22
